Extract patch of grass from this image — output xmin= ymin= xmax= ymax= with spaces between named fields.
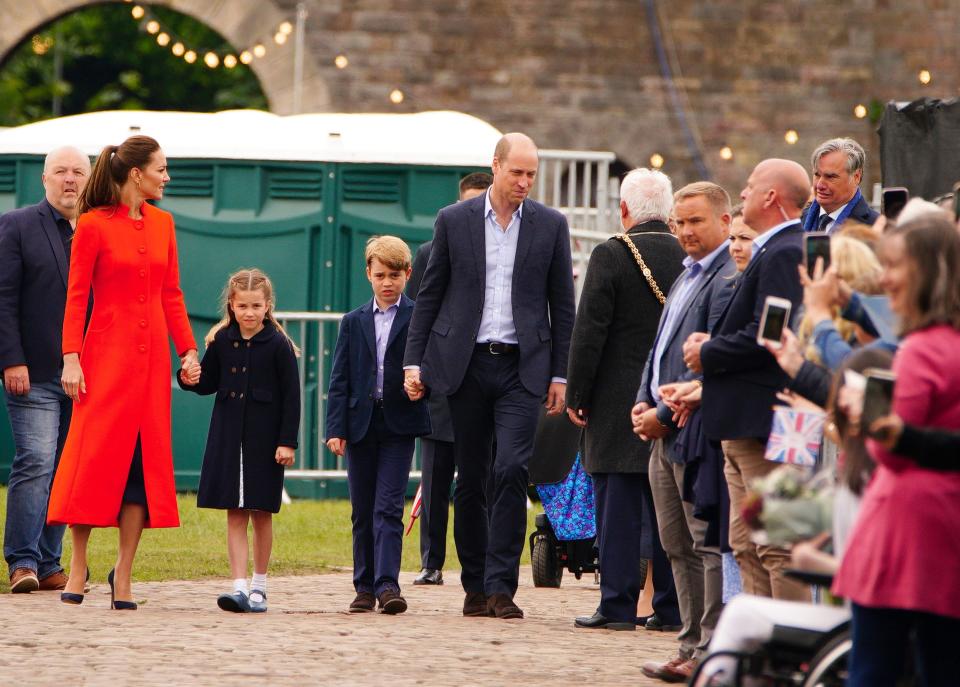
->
xmin=0 ymin=486 xmax=537 ymax=592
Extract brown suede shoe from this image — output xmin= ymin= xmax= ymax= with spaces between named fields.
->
xmin=641 ymin=655 xmax=691 ymax=683
xmin=377 ymin=589 xmax=408 ymax=615
xmin=9 ymin=568 xmax=39 ymax=594
xmin=37 ymin=571 xmax=69 ymax=591
xmin=486 ymin=593 xmax=523 ymax=619
xmin=349 ymin=592 xmax=376 ymax=613
xmin=462 ymin=591 xmax=488 ymax=617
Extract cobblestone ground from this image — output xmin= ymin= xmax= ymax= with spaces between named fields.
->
xmin=2 ymin=567 xmax=680 ymax=686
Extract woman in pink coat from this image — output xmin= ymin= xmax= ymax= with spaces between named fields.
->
xmin=833 ymin=213 xmax=960 ymax=686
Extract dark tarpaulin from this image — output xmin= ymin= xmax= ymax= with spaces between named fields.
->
xmin=879 ymin=97 xmax=960 ymax=199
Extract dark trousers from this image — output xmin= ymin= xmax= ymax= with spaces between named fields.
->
xmin=448 ymin=349 xmax=540 ymax=597
xmin=849 ymin=602 xmax=960 ymax=687
xmin=418 ymin=437 xmax=455 ymax=570
xmin=593 ymin=471 xmax=681 ymax=624
xmin=346 ymin=408 xmax=414 ymax=596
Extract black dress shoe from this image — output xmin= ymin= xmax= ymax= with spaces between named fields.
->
xmin=413 ymin=568 xmax=443 ymax=585
xmin=574 ymin=611 xmax=636 ymax=631
xmin=644 ymin=613 xmax=682 ymax=632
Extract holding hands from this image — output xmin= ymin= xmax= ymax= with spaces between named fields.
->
xmin=403 ymin=369 xmax=425 ymax=401
xmin=179 ymin=349 xmax=201 ymax=386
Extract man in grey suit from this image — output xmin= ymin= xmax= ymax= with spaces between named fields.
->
xmin=634 ymin=182 xmax=735 ymax=682
xmin=403 ymin=133 xmax=575 ymax=619
xmin=566 ymin=168 xmax=685 ymax=632
xmin=408 ymin=172 xmax=491 ymax=586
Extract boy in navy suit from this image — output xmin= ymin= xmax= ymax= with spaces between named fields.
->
xmin=326 ymin=236 xmax=431 ymax=614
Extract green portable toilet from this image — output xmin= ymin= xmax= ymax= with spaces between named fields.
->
xmin=0 ymin=109 xmax=501 ymax=497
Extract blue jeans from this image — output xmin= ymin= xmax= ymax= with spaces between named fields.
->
xmin=3 ymin=379 xmax=71 ymax=578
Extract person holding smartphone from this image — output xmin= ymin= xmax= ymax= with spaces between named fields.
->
xmin=833 ymin=213 xmax=960 ymax=686
xmin=683 ymin=158 xmax=811 ymax=602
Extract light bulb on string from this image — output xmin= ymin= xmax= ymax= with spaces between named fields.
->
xmin=335 ymin=55 xmax=349 ymax=69
xmin=854 ymin=104 xmax=867 ymax=119
xmin=146 ymin=20 xmax=160 ymax=35
xmin=919 ymin=69 xmax=932 ymax=85
xmin=171 ymin=42 xmax=185 ymax=57
xmin=223 ymin=55 xmax=238 ymax=69
xmin=719 ymin=146 xmax=733 ymax=161
xmin=240 ymin=51 xmax=253 ymax=64
xmin=131 ymin=6 xmax=145 ymax=20
xmin=156 ymin=32 xmax=170 ymax=47
xmin=204 ymin=52 xmax=219 ymax=68
xmin=274 ymin=32 xmax=287 ymax=45
xmin=253 ymin=44 xmax=266 ymax=58
xmin=650 ymin=153 xmax=665 ymax=169
xmin=184 ymin=50 xmax=197 ymax=64
xmin=784 ymin=130 xmax=799 ymax=145
xmin=390 ymin=89 xmax=405 ymax=104
xmin=279 ymin=21 xmax=293 ymax=35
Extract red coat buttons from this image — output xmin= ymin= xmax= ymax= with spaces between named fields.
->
xmin=138 ymin=345 xmax=147 ymax=353
xmin=138 ymin=270 xmax=146 ymax=278
xmin=139 ymin=320 xmax=147 ymax=328
xmin=138 ymin=246 xmax=147 ymax=254
xmin=134 ymin=221 xmax=144 ymax=231
xmin=138 ymin=295 xmax=146 ymax=303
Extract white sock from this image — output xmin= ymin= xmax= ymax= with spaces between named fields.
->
xmin=233 ymin=578 xmax=248 ymax=594
xmin=251 ymin=572 xmax=267 ymax=598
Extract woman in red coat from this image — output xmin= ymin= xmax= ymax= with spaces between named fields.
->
xmin=833 ymin=214 xmax=960 ymax=685
xmin=49 ymin=135 xmax=198 ymax=609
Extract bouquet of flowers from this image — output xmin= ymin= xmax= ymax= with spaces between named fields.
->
xmin=741 ymin=465 xmax=833 ymax=547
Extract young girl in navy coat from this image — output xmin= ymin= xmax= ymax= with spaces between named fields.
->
xmin=179 ymin=268 xmax=300 ymax=613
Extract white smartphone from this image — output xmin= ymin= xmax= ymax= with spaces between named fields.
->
xmin=757 ymin=296 xmax=792 ymax=348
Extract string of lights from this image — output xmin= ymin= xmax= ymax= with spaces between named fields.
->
xmin=123 ymin=0 xmax=293 ymax=69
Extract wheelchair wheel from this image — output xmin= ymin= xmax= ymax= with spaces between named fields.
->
xmin=802 ymin=630 xmax=851 ymax=687
xmin=531 ymin=534 xmax=563 ymax=588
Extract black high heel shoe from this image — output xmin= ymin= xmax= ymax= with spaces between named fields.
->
xmin=60 ymin=565 xmax=89 ymax=604
xmin=107 ymin=568 xmax=138 ymax=611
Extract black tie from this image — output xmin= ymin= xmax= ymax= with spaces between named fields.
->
xmin=817 ymin=213 xmax=832 ymax=233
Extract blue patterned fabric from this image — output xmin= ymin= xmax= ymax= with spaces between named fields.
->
xmin=535 ymin=454 xmax=596 ymax=541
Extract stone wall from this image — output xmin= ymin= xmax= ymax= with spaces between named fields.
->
xmin=4 ymin=0 xmax=958 ymax=195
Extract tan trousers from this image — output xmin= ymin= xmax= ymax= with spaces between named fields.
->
xmin=721 ymin=438 xmax=810 ymax=602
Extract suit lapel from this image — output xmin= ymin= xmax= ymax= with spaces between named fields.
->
xmin=386 ymin=295 xmax=413 ymax=349
xmin=37 ymin=204 xmax=69 ymax=288
xmin=360 ymin=300 xmax=377 ymax=361
xmin=468 ymin=200 xmax=486 ymax=284
xmin=512 ymin=199 xmax=536 ymax=278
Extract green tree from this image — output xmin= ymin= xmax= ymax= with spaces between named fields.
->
xmin=0 ymin=3 xmax=268 ymax=126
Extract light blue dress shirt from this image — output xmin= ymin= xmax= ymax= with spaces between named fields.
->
xmin=649 ymin=239 xmax=729 ymax=402
xmin=373 ymin=299 xmax=399 ymax=399
xmin=476 ymin=189 xmax=522 ymax=345
xmin=750 ymin=219 xmax=799 ymax=259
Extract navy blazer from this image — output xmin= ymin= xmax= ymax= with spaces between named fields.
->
xmin=326 ymin=293 xmax=431 ymax=443
xmin=700 ymin=223 xmax=804 ymax=441
xmin=800 ymin=192 xmax=879 ymax=232
xmin=637 ymin=247 xmax=737 ymax=458
xmin=0 ymin=200 xmax=71 ymax=381
xmin=403 ymin=194 xmax=576 ymax=397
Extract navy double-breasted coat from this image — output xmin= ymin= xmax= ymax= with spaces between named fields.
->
xmin=179 ymin=321 xmax=300 ymax=513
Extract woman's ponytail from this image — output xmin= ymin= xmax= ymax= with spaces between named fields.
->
xmin=76 ymin=136 xmax=160 ymax=215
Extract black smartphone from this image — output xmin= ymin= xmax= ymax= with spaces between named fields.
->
xmin=862 ymin=369 xmax=896 ymax=429
xmin=757 ymin=296 xmax=792 ymax=348
xmin=804 ymin=232 xmax=831 ymax=278
xmin=882 ymin=187 xmax=909 ymax=220
xmin=953 ymin=182 xmax=960 ymax=223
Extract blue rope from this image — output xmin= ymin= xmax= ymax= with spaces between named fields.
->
xmin=644 ymin=0 xmax=711 ymax=179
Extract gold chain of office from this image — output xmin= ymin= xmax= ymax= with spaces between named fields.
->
xmin=615 ymin=234 xmax=666 ymax=305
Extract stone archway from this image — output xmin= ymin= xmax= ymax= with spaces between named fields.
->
xmin=0 ymin=0 xmax=330 ymax=114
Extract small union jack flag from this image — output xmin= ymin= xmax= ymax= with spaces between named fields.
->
xmin=764 ymin=406 xmax=824 ymax=467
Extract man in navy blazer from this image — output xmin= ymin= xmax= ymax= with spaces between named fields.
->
xmin=403 ymin=133 xmax=576 ymax=619
xmin=326 ymin=236 xmax=431 ymax=615
xmin=634 ymin=182 xmax=736 ymax=680
xmin=0 ymin=147 xmax=90 ymax=593
xmin=682 ymin=159 xmax=812 ymax=602
xmin=800 ymin=137 xmax=879 ymax=233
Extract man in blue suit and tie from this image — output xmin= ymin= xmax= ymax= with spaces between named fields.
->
xmin=634 ymin=181 xmax=736 ymax=682
xmin=403 ymin=133 xmax=576 ymax=620
xmin=683 ymin=159 xmax=812 ymax=602
xmin=801 ymin=137 xmax=879 ymax=233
